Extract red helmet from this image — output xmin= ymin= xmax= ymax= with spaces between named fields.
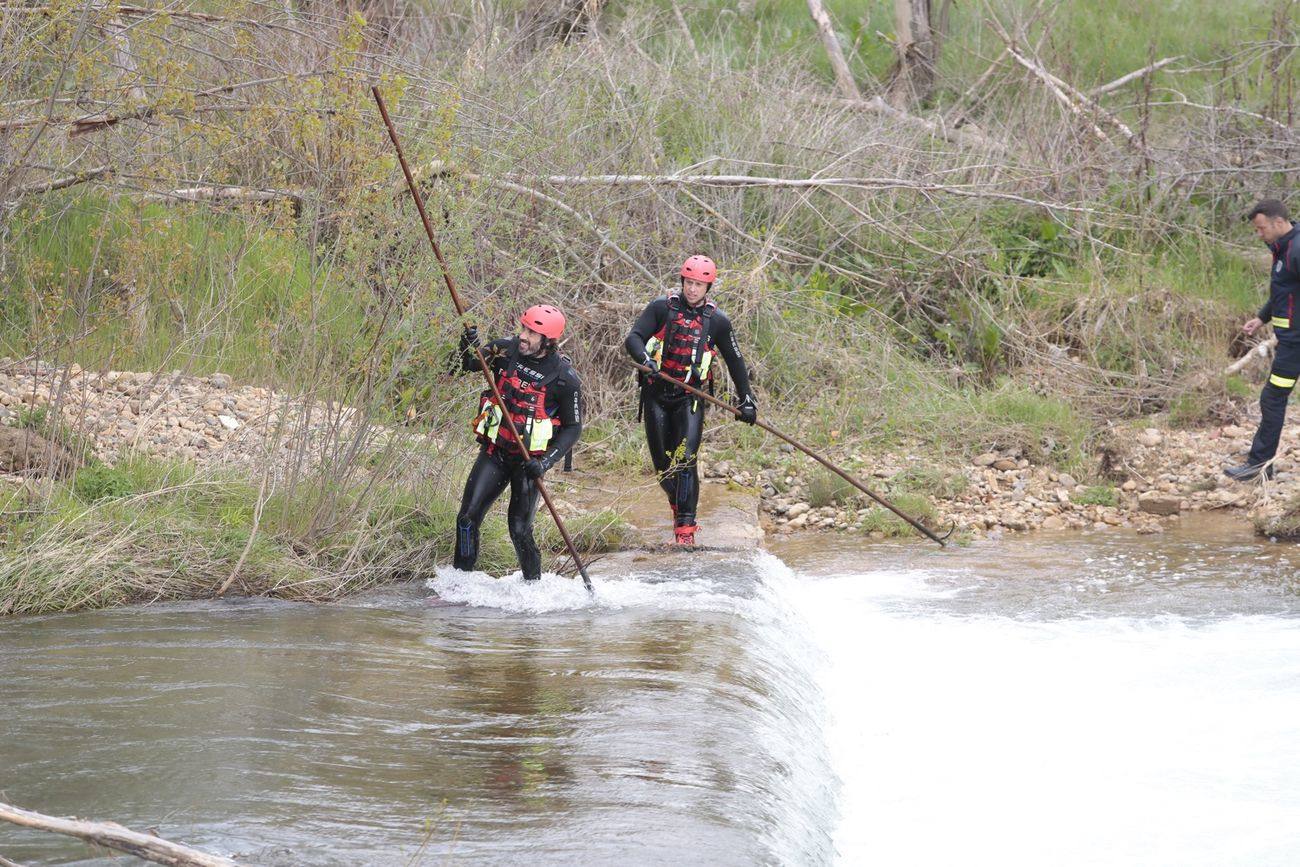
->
xmin=680 ymin=255 xmax=717 ymax=284
xmin=520 ymin=304 xmax=566 ymax=339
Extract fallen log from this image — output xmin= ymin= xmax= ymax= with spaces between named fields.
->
xmin=0 ymin=801 xmax=238 ymax=867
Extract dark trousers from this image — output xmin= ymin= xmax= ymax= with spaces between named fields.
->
xmin=1248 ymin=339 xmax=1300 ymax=466
xmin=643 ymin=391 xmax=706 ymax=526
xmin=454 ymin=446 xmax=542 ymax=580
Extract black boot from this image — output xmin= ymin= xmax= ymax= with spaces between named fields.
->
xmin=1224 ymin=463 xmax=1276 ymax=482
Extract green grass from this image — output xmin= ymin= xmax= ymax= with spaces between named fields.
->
xmin=2 ymin=196 xmax=362 ymax=385
xmin=857 ymin=492 xmax=937 ymax=537
xmin=1075 ymin=485 xmax=1119 ymax=507
xmin=633 ymin=0 xmax=1269 ymax=101
xmin=807 ymin=469 xmax=858 ymax=509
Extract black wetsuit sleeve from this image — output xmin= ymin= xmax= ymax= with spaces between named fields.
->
xmin=625 ymin=299 xmax=669 ymax=363
xmin=712 ymin=312 xmax=753 ymax=401
xmin=540 ymin=369 xmax=583 ymax=470
xmin=462 ymin=337 xmax=512 ymax=374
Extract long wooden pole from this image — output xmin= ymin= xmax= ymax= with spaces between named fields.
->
xmin=372 ymin=87 xmax=594 ymax=592
xmin=629 ymin=361 xmax=951 ymax=547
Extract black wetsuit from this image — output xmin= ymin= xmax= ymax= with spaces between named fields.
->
xmin=454 ymin=335 xmax=582 ymax=580
xmin=624 ymin=295 xmax=754 ymax=527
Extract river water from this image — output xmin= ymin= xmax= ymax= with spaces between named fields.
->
xmin=3 ymin=515 xmax=1300 ymax=865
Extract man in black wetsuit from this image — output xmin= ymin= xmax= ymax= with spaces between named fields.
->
xmin=624 ymin=255 xmax=757 ymax=546
xmin=455 ymin=304 xmax=583 ymax=581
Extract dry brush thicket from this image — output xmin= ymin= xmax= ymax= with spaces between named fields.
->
xmin=0 ymin=2 xmax=1296 ymax=541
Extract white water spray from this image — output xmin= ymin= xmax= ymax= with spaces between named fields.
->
xmin=787 ymin=563 xmax=1300 ymax=866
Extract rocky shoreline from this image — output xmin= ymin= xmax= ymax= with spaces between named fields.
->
xmin=0 ymin=361 xmax=441 ymax=482
xmin=3 ymin=361 xmax=1297 ymax=541
xmin=711 ymin=420 xmax=1300 ymax=540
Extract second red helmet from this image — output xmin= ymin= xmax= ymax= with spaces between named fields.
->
xmin=680 ymin=255 xmax=717 ymax=284
xmin=520 ymin=304 xmax=566 ymax=339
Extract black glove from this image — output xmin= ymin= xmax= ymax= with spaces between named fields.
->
xmin=461 ymin=324 xmax=481 ymax=350
xmin=737 ymin=397 xmax=757 ymax=425
xmin=524 ymin=458 xmax=545 ymax=479
xmin=641 ymin=356 xmax=659 ymax=377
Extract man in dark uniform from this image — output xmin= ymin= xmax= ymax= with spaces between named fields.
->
xmin=455 ymin=304 xmax=582 ymax=580
xmin=624 ymin=255 xmax=757 ymax=545
xmin=1227 ymin=199 xmax=1300 ymax=482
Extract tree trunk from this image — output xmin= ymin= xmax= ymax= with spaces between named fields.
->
xmin=888 ymin=0 xmax=943 ymax=108
xmin=805 ymin=0 xmax=861 ymax=100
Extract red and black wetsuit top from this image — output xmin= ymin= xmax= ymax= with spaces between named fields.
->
xmin=460 ymin=335 xmax=583 ymax=467
xmin=624 ymin=294 xmax=754 ymax=403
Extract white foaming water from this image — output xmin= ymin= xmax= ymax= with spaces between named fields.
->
xmin=788 ymin=565 xmax=1300 ymax=866
xmin=428 ymin=565 xmax=746 ymax=615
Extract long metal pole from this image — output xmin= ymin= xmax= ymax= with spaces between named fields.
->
xmin=373 ymin=87 xmax=594 ymax=592
xmin=628 ymin=361 xmax=951 ymax=547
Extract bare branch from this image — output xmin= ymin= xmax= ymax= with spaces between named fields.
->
xmin=3 ymin=164 xmax=112 ymax=204
xmin=0 ymin=4 xmax=304 ymax=30
xmin=808 ymin=92 xmax=1010 ymax=153
xmin=419 ymin=160 xmax=1097 ymax=215
xmin=1089 ymin=56 xmax=1182 ymax=97
xmin=0 ymin=73 xmax=328 ymax=135
xmin=139 ymin=185 xmax=303 ymax=207
xmin=1225 ymin=337 xmax=1276 ymax=375
xmin=991 ymin=23 xmax=1111 ymax=144
xmin=990 ymin=17 xmax=1154 ymax=158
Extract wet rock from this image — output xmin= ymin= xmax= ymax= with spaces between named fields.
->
xmin=1041 ymin=515 xmax=1066 ymax=530
xmin=1138 ymin=492 xmax=1181 ymax=516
